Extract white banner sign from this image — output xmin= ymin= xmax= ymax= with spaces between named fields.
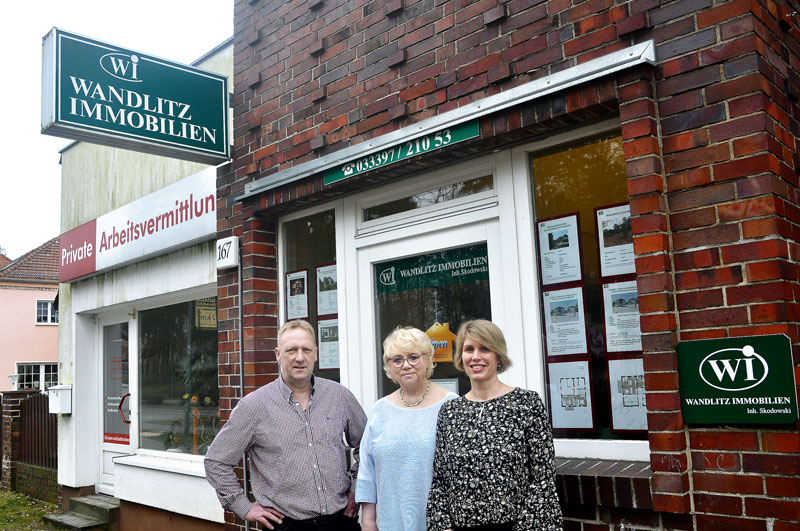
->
xmin=60 ymin=167 xmax=216 ymax=282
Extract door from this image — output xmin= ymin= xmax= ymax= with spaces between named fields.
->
xmin=98 ymin=319 xmax=132 ymax=494
xmin=353 ymin=219 xmax=509 ymax=405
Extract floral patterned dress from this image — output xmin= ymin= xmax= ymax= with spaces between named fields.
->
xmin=426 ymin=388 xmax=563 ymax=531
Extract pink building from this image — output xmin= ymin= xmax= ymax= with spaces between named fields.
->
xmin=0 ymin=238 xmax=59 ymax=391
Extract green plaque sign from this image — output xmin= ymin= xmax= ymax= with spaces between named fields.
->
xmin=42 ymin=28 xmax=229 ymax=164
xmin=324 ymin=120 xmax=480 ymax=185
xmin=376 ymin=243 xmax=488 ymax=295
xmin=677 ymin=335 xmax=798 ymax=424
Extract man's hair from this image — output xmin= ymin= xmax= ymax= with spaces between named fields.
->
xmin=453 ymin=319 xmax=513 ymax=373
xmin=277 ymin=319 xmax=316 ymax=346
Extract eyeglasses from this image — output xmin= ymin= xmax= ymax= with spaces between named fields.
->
xmin=389 ymin=354 xmax=424 ymax=368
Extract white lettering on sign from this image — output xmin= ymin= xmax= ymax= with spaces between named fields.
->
xmin=699 ymin=345 xmax=769 ymax=392
xmin=67 ymin=76 xmax=217 ymax=146
xmin=62 ymin=241 xmax=93 ymax=267
xmin=100 ymin=53 xmax=141 ymax=82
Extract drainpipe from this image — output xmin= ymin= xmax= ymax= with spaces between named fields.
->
xmin=238 ymin=245 xmax=251 ymax=531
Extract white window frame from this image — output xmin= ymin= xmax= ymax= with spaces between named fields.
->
xmin=36 ymin=299 xmax=58 ymax=325
xmin=94 ymin=286 xmax=224 ymax=521
xmin=15 ymin=361 xmax=58 ymax=390
xmin=276 ymin=118 xmax=650 ymax=462
xmin=510 ymin=118 xmax=650 ymax=461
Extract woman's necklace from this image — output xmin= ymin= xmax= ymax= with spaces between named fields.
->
xmin=399 ymin=381 xmax=431 ymax=407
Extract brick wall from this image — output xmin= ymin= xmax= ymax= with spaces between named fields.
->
xmin=15 ymin=462 xmax=58 ymax=505
xmin=222 ymin=0 xmax=800 ymax=529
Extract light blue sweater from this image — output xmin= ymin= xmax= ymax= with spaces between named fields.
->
xmin=355 ymin=392 xmax=458 ymax=531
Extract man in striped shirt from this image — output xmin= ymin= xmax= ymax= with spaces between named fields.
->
xmin=205 ymin=320 xmax=367 ymax=530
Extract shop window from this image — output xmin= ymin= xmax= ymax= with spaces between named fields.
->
xmin=138 ymin=297 xmax=219 ymax=455
xmin=362 ymin=175 xmax=494 ymax=221
xmin=36 ymin=300 xmax=58 ymax=324
xmin=16 ymin=362 xmax=58 ymax=390
xmin=282 ymin=209 xmax=338 ymax=381
xmin=531 ymin=135 xmax=646 ymax=441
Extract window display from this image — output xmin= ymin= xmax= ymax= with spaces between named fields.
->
xmin=531 ymin=134 xmax=644 ymax=440
xmin=138 ymin=298 xmax=219 ymax=455
xmin=283 ymin=209 xmax=339 ymax=380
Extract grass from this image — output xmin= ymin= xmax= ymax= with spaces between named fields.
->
xmin=0 ymin=490 xmax=58 ymax=530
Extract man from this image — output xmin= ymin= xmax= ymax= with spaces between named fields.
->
xmin=205 ymin=319 xmax=367 ymax=530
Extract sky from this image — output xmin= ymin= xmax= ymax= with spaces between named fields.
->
xmin=0 ymin=1 xmax=233 ymax=260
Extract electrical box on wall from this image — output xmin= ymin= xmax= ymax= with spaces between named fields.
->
xmin=48 ymin=384 xmax=72 ymax=415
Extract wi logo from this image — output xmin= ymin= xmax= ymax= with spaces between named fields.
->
xmin=379 ymin=267 xmax=396 ymax=286
xmin=699 ymin=345 xmax=768 ymax=392
xmin=99 ymin=53 xmax=142 ymax=82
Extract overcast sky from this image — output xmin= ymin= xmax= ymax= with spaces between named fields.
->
xmin=0 ymin=1 xmax=233 ymax=259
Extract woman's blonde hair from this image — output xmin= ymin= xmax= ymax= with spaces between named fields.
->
xmin=454 ymin=319 xmax=513 ymax=373
xmin=382 ymin=326 xmax=435 ymax=383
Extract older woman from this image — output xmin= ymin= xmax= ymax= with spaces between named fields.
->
xmin=426 ymin=320 xmax=562 ymax=531
xmin=356 ymin=326 xmax=458 ymax=531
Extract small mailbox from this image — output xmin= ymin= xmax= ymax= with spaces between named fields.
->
xmin=48 ymin=384 xmax=72 ymax=415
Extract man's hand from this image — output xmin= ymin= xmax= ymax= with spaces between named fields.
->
xmin=245 ymin=503 xmax=284 ymax=530
xmin=344 ymin=490 xmax=360 ymax=518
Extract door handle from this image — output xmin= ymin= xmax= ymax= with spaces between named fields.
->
xmin=118 ymin=393 xmax=131 ymax=424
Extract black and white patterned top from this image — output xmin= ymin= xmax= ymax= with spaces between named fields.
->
xmin=426 ymin=388 xmax=563 ymax=531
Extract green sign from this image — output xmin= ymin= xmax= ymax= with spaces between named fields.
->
xmin=324 ymin=120 xmax=480 ymax=185
xmin=376 ymin=243 xmax=489 ymax=295
xmin=677 ymin=335 xmax=798 ymax=424
xmin=42 ymin=28 xmax=229 ymax=164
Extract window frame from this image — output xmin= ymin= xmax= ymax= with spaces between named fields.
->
xmin=510 ymin=118 xmax=650 ymax=462
xmin=15 ymin=362 xmax=58 ymax=390
xmin=36 ymin=299 xmax=58 ymax=325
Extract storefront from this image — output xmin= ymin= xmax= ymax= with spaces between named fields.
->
xmin=54 ymin=39 xmax=232 ymax=528
xmin=218 ymin=1 xmax=800 ymax=530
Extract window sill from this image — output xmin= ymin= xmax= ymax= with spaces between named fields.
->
xmin=555 ymin=458 xmax=652 ymax=511
xmin=114 ymin=451 xmax=206 ymax=477
xmin=114 ymin=451 xmax=223 ymax=523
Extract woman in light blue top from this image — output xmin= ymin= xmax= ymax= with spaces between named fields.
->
xmin=356 ymin=326 xmax=458 ymax=531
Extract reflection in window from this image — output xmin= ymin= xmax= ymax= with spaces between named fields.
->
xmin=531 ymin=134 xmax=645 ymax=441
xmin=363 ymin=175 xmax=494 ymax=221
xmin=138 ymin=298 xmax=219 ymax=455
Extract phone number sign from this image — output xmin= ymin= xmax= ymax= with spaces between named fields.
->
xmin=324 ymin=120 xmax=480 ymax=185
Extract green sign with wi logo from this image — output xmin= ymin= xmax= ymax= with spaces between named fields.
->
xmin=677 ymin=335 xmax=798 ymax=424
xmin=42 ymin=28 xmax=229 ymax=164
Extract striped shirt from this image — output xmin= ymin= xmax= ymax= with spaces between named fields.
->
xmin=204 ymin=376 xmax=367 ymax=520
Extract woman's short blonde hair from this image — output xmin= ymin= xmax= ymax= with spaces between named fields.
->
xmin=382 ymin=326 xmax=435 ymax=383
xmin=454 ymin=319 xmax=513 ymax=373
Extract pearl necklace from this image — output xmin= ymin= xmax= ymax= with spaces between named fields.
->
xmin=399 ymin=382 xmax=430 ymax=407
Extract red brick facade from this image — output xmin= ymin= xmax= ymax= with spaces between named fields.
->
xmin=219 ymin=0 xmax=800 ymax=529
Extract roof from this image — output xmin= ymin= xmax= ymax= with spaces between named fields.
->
xmin=0 ymin=237 xmax=60 ymax=284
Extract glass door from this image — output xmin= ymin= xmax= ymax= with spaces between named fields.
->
xmin=374 ymin=243 xmax=492 ymax=397
xmin=353 ymin=219 xmax=507 ymax=404
xmin=99 ymin=320 xmax=131 ymax=493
